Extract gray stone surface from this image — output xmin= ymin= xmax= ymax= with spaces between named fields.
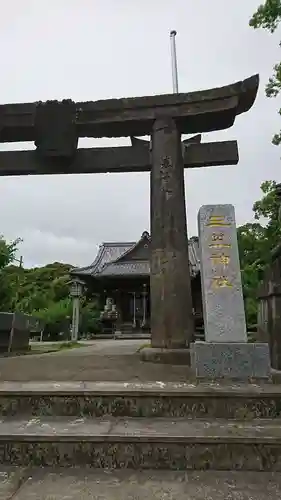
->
xmin=2 ymin=416 xmax=281 ymax=469
xmin=1 ymin=415 xmax=281 ymax=442
xmin=191 ymin=342 xmax=271 ymax=379
xmin=140 ymin=347 xmax=191 ymax=364
xmin=1 ymin=380 xmax=281 ymax=420
xmin=2 ymin=380 xmax=281 ymax=396
xmin=198 ymin=204 xmax=246 ymax=342
xmin=150 ymin=117 xmax=194 ymax=348
xmin=0 ymin=339 xmax=193 ymax=382
xmin=0 ymin=467 xmax=28 ymax=499
xmin=11 ymin=469 xmax=281 ymax=499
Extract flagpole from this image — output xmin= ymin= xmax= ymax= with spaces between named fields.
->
xmin=170 ymin=30 xmax=179 ymax=93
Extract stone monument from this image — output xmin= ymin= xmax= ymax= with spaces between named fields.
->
xmin=191 ymin=204 xmax=271 ymax=379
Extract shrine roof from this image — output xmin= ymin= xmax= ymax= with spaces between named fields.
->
xmin=71 ymin=233 xmax=200 ymax=279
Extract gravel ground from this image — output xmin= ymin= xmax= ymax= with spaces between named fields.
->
xmin=0 ymin=340 xmax=192 ymax=382
xmin=4 ymin=468 xmax=281 ymax=500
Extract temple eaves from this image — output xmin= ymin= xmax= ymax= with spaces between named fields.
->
xmin=71 ymin=233 xmax=200 ymax=279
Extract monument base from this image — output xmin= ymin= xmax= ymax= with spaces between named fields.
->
xmin=190 ymin=342 xmax=271 ymax=380
xmin=140 ymin=347 xmax=190 ymax=365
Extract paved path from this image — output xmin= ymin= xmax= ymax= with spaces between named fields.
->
xmin=0 ymin=340 xmax=191 ymax=382
xmin=2 ymin=468 xmax=281 ymax=499
xmin=30 ymin=339 xmax=145 ymax=356
xmin=54 ymin=339 xmax=145 ymax=356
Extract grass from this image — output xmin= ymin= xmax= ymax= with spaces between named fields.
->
xmin=137 ymin=342 xmax=151 ymax=352
xmin=56 ymin=341 xmax=83 ymax=350
xmin=0 ymin=341 xmax=88 ymax=358
xmin=29 ymin=341 xmax=87 ymax=355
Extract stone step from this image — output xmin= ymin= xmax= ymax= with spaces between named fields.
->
xmin=0 ymin=381 xmax=280 ymax=419
xmin=4 ymin=468 xmax=281 ymax=499
xmin=1 ymin=416 xmax=281 ymax=470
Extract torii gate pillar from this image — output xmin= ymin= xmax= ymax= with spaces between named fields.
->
xmin=150 ymin=117 xmax=193 ymax=348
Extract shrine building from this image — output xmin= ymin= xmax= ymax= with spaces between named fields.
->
xmin=71 ymin=231 xmax=202 ymax=335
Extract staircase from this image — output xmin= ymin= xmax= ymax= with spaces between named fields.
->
xmin=0 ymin=381 xmax=281 ymax=470
xmin=115 ymin=322 xmax=151 ymax=339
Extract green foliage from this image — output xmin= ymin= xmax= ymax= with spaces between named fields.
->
xmin=250 ymin=0 xmax=281 ymax=32
xmin=2 ymin=262 xmax=73 ymax=314
xmin=56 ymin=341 xmax=84 ymax=350
xmin=250 ymin=1 xmax=281 ymax=145
xmin=0 ymin=252 xmax=102 ymax=337
xmin=238 ymin=224 xmax=264 ymax=327
xmin=35 ymin=297 xmax=72 ymax=325
xmin=237 ymin=180 xmax=281 ymax=327
xmin=0 ymin=236 xmax=21 ymax=269
xmin=0 ymin=271 xmax=14 ymax=312
xmin=0 ymin=237 xmax=22 ymax=312
xmin=79 ymin=300 xmax=101 ymax=335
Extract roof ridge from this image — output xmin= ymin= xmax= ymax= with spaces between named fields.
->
xmin=110 ymin=232 xmax=150 ymax=265
xmin=101 ymin=241 xmax=136 ymax=247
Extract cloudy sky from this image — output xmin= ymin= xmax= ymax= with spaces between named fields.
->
xmin=0 ymin=0 xmax=280 ymax=268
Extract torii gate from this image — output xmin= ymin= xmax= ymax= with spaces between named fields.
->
xmin=0 ymin=74 xmax=259 ymax=349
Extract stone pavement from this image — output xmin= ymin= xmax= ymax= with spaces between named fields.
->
xmin=1 ymin=468 xmax=281 ymax=499
xmin=0 ymin=340 xmax=192 ymax=382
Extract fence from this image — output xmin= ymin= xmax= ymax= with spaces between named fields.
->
xmin=257 ymin=258 xmax=281 ymax=370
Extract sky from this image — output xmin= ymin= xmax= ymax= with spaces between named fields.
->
xmin=0 ymin=0 xmax=280 ymax=268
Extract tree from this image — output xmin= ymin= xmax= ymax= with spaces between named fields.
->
xmin=36 ymin=297 xmax=71 ymax=325
xmin=34 ymin=298 xmax=72 ymax=340
xmin=238 ymin=223 xmax=265 ymax=327
xmin=250 ymin=1 xmax=281 ymax=145
xmin=0 ymin=237 xmax=22 ymax=311
xmin=79 ymin=300 xmax=101 ymax=336
xmin=237 ymin=180 xmax=281 ymax=327
xmin=0 ymin=236 xmax=21 ymax=269
xmin=253 ymin=180 xmax=281 ymax=254
xmin=2 ymin=262 xmax=74 ymax=314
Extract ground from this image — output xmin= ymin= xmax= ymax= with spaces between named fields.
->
xmin=1 ymin=468 xmax=281 ymax=499
xmin=0 ymin=340 xmax=192 ymax=382
xmin=1 ymin=339 xmax=281 ymax=498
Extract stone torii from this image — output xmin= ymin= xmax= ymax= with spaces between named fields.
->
xmin=0 ymin=74 xmax=259 ymax=350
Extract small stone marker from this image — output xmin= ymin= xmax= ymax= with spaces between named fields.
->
xmin=198 ymin=204 xmax=246 ymax=343
xmin=191 ymin=204 xmax=271 ymax=380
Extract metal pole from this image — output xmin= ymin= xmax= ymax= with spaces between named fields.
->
xmin=141 ymin=285 xmax=147 ymax=328
xmin=133 ymin=292 xmax=136 ymax=328
xmin=71 ymin=297 xmax=80 ymax=342
xmin=170 ymin=30 xmax=179 ymax=93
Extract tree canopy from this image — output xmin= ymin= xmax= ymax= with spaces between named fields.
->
xmin=0 ymin=236 xmax=23 ymax=312
xmin=250 ymin=0 xmax=281 ymax=145
xmin=238 ymin=180 xmax=281 ymax=327
xmin=0 ymin=260 xmax=101 ymax=337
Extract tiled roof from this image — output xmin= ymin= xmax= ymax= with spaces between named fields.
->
xmin=72 ymin=233 xmax=200 ymax=279
xmin=72 ymin=242 xmax=134 ymax=276
xmin=99 ymin=261 xmax=150 ymax=277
